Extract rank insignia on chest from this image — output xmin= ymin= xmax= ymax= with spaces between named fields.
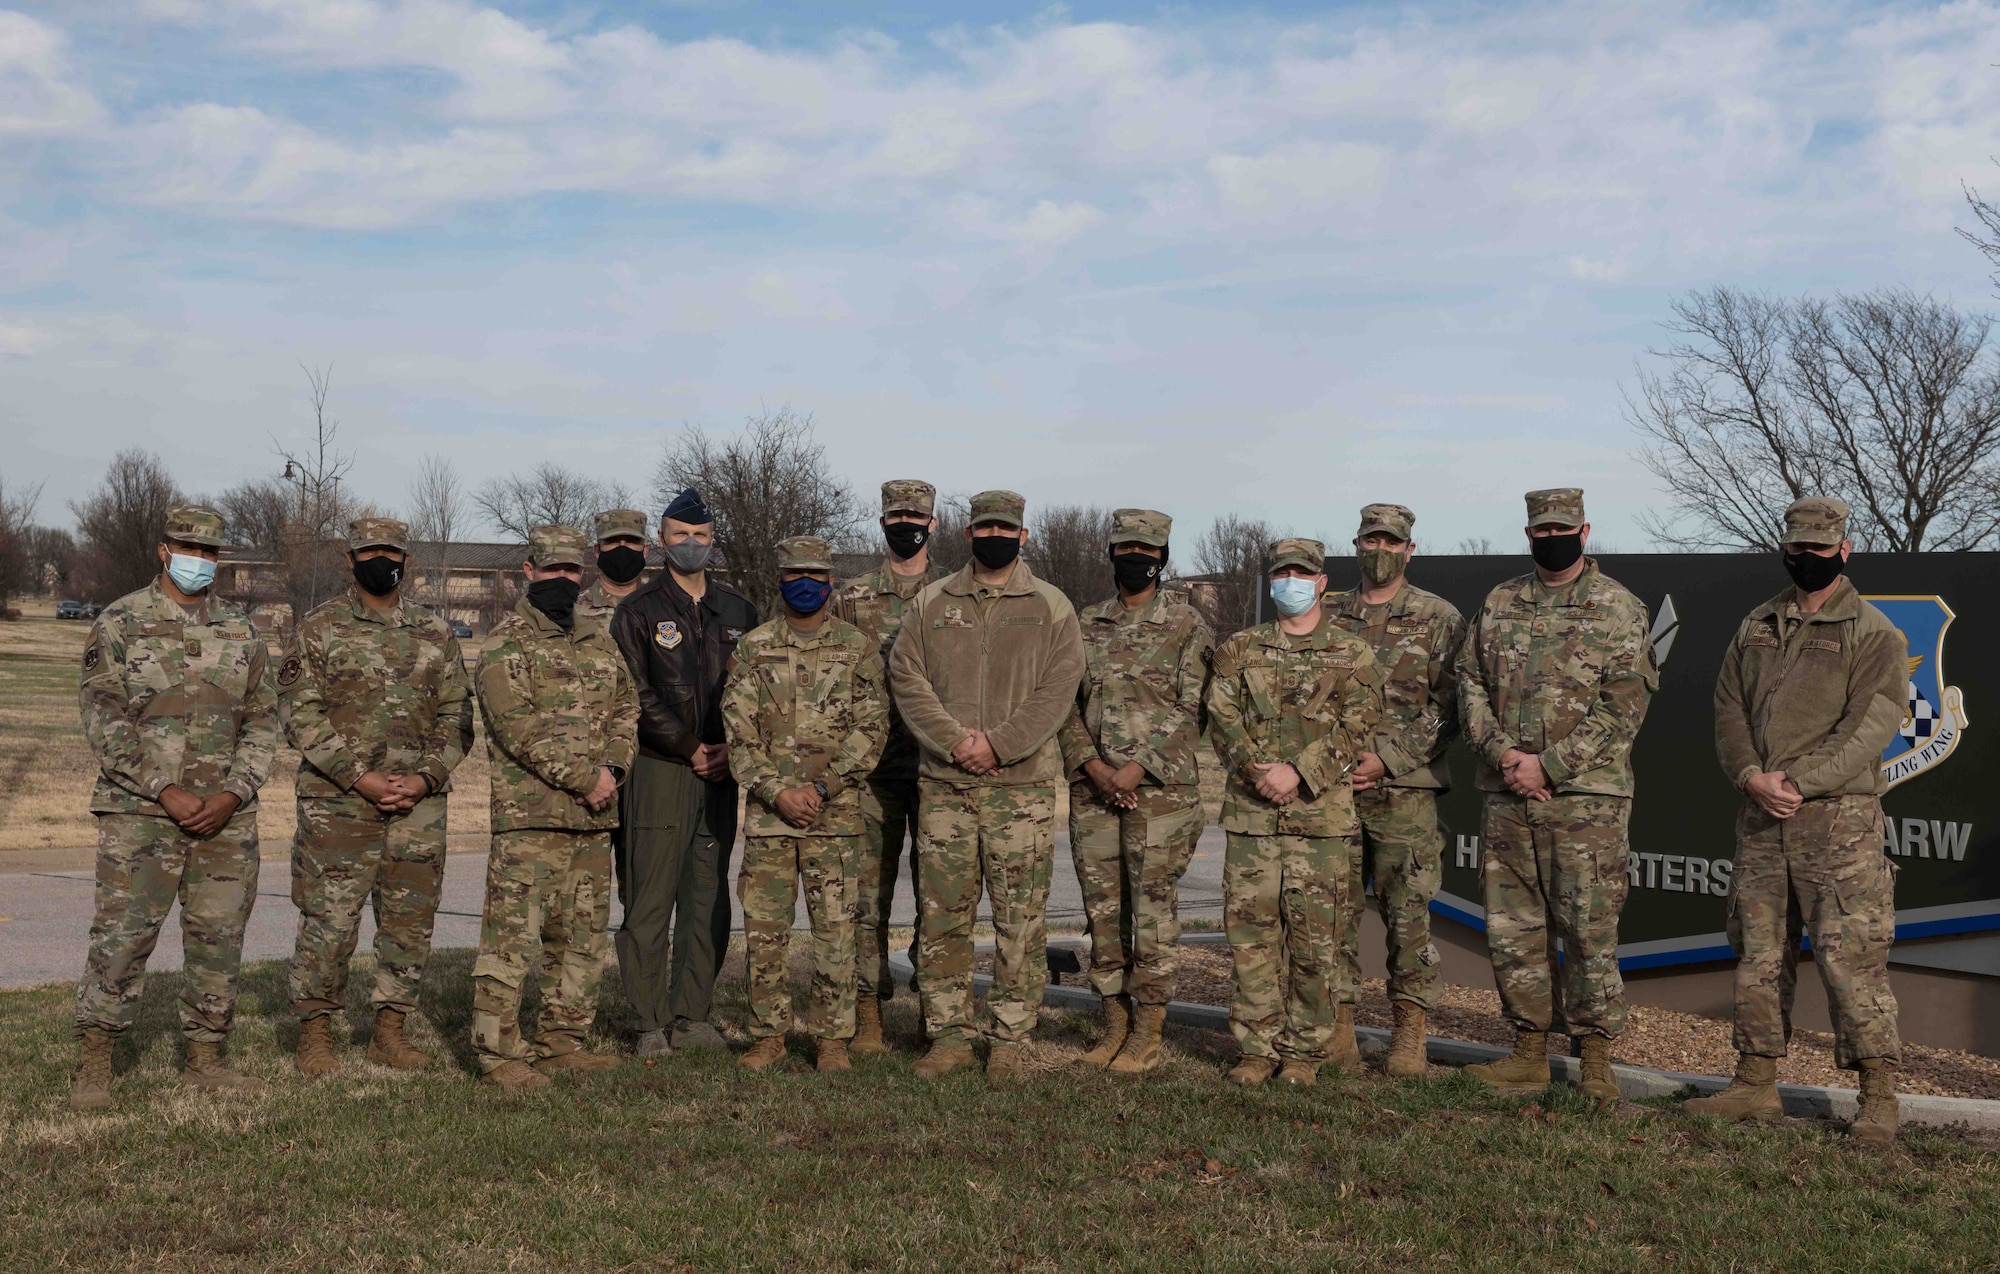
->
xmin=655 ymin=621 xmax=683 ymax=650
xmin=725 ymin=627 xmax=745 ymax=643
xmin=277 ymin=655 xmax=304 ymax=687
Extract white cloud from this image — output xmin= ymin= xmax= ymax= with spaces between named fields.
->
xmin=0 ymin=11 xmax=103 ymax=136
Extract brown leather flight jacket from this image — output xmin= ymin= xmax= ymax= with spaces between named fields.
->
xmin=610 ymin=572 xmax=761 ymax=767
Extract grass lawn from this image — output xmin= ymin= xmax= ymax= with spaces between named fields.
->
xmin=3 ymin=954 xmax=1998 ymax=1272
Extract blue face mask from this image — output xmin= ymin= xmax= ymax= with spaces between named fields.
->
xmin=1268 ymin=576 xmax=1319 ymax=617
xmin=166 ymin=552 xmax=217 ymax=595
xmin=781 ymin=576 xmax=832 ymax=616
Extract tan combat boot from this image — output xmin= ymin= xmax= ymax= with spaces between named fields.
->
xmin=183 ymin=1040 xmax=265 ymax=1092
xmin=1466 ymin=1029 xmax=1550 ymax=1093
xmin=985 ymin=1042 xmax=1023 ymax=1085
xmin=913 ymin=1042 xmax=977 ymax=1079
xmin=69 ymin=1029 xmax=114 ymax=1110
xmin=367 ymin=1008 xmax=434 ymax=1070
xmin=1576 ymin=1034 xmax=1619 ymax=1102
xmin=739 ymin=1037 xmax=788 ymax=1072
xmin=1108 ymin=1002 xmax=1166 ymax=1076
xmin=1081 ymin=994 xmax=1132 ymax=1067
xmin=1384 ymin=1003 xmax=1428 ymax=1078
xmin=1329 ymin=1004 xmax=1361 ymax=1071
xmin=295 ymin=1015 xmax=342 ymax=1077
xmin=1684 ymin=1053 xmax=1782 ymax=1123
xmin=482 ymin=1060 xmax=552 ymax=1090
xmin=535 ymin=1048 xmax=621 ymax=1075
xmin=1277 ymin=1059 xmax=1319 ymax=1087
xmin=852 ymin=998 xmax=888 ymax=1057
xmin=816 ymin=1038 xmax=851 ymax=1073
xmin=1850 ymin=1058 xmax=1900 ymax=1148
xmin=1226 ymin=1055 xmax=1277 ymax=1087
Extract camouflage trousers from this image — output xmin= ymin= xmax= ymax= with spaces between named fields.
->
xmin=1728 ymin=796 xmax=1900 ymax=1068
xmin=75 ymin=811 xmax=260 ymax=1042
xmin=1481 ymin=792 xmax=1630 ymax=1039
xmin=471 ymin=828 xmax=611 ymax=1073
xmin=740 ymin=834 xmax=859 ymax=1041
xmin=853 ymin=777 xmax=920 ymax=1002
xmin=1224 ymin=832 xmax=1352 ymax=1063
xmin=917 ymin=780 xmax=1056 ymax=1047
xmin=289 ymin=793 xmax=447 ymax=1021
xmin=1069 ymin=783 xmax=1205 ymax=1005
xmin=1341 ymin=787 xmax=1445 ymax=1010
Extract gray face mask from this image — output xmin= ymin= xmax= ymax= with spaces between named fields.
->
xmin=664 ymin=539 xmax=713 ymax=574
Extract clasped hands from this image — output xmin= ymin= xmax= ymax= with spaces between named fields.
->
xmin=1084 ymin=759 xmax=1145 ymax=809
xmin=156 ymin=785 xmax=240 ymax=837
xmin=352 ymin=771 xmax=434 ymax=815
xmin=1500 ymin=749 xmax=1552 ymax=801
xmin=1745 ymin=770 xmax=1803 ymax=820
xmin=951 ymin=729 xmax=1002 ymax=778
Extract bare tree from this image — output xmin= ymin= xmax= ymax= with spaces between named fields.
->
xmin=273 ymin=363 xmax=362 ymax=623
xmin=1961 ymin=176 xmax=2000 ymax=295
xmin=214 ymin=479 xmax=291 ymax=552
xmin=70 ymin=449 xmax=184 ymax=603
xmin=1629 ymin=286 xmax=2000 ymax=551
xmin=1190 ymin=513 xmax=1275 ymax=637
xmin=928 ymin=493 xmax=973 ymax=574
xmin=477 ymin=462 xmax=631 ymax=544
xmin=1453 ymin=535 xmax=1500 ymax=555
xmin=1026 ymin=503 xmax=1114 ymax=609
xmin=406 ymin=453 xmax=466 ymax=611
xmin=25 ymin=524 xmax=76 ymax=595
xmin=654 ymin=407 xmax=860 ymax=614
xmin=0 ymin=476 xmax=42 ymax=615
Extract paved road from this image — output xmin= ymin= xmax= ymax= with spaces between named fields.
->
xmin=0 ymin=828 xmax=1226 ymax=991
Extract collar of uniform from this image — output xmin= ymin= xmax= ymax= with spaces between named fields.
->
xmin=1091 ymin=590 xmax=1168 ymax=626
xmin=344 ymin=587 xmax=409 ymax=627
xmin=1254 ymin=618 xmax=1334 ymax=651
xmin=868 ymin=558 xmax=941 ymax=598
xmin=942 ymin=558 xmax=1039 ymax=600
xmin=781 ymin=618 xmax=838 ymax=648
xmin=514 ymin=596 xmax=576 ymax=640
xmin=1329 ymin=581 xmax=1413 ymax=621
xmin=663 ymin=569 xmax=731 ymax=617
xmin=147 ymin=579 xmax=206 ymax=624
xmin=1526 ymin=557 xmax=1602 ymax=607
xmin=1761 ymin=574 xmax=1860 ymax=626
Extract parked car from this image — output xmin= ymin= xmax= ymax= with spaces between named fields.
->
xmin=448 ymin=619 xmax=474 ymax=639
xmin=56 ymin=601 xmax=98 ymax=620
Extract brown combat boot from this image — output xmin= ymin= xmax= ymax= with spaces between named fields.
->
xmin=1277 ymin=1059 xmax=1319 ymax=1087
xmin=1081 ymin=994 xmax=1132 ymax=1067
xmin=1384 ymin=1003 xmax=1428 ymax=1078
xmin=1577 ymin=1034 xmax=1619 ymax=1102
xmin=1329 ymin=1004 xmax=1361 ymax=1071
xmin=295 ymin=1015 xmax=342 ymax=1078
xmin=816 ymin=1038 xmax=851 ymax=1073
xmin=1108 ymin=1002 xmax=1166 ymax=1076
xmin=985 ymin=1042 xmax=1023 ymax=1085
xmin=367 ymin=1008 xmax=433 ymax=1070
xmin=70 ymin=1029 xmax=114 ymax=1110
xmin=535 ymin=1048 xmax=621 ymax=1075
xmin=739 ymin=1037 xmax=788 ymax=1072
xmin=183 ymin=1040 xmax=265 ymax=1092
xmin=1226 ymin=1055 xmax=1277 ymax=1087
xmin=1466 ymin=1028 xmax=1550 ymax=1093
xmin=1850 ymin=1058 xmax=1900 ymax=1148
xmin=913 ymin=1042 xmax=977 ymax=1079
xmin=1684 ymin=1053 xmax=1783 ymax=1123
xmin=851 ymin=997 xmax=889 ymax=1057
xmin=482 ymin=1060 xmax=552 ymax=1090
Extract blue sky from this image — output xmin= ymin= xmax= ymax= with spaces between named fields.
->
xmin=3 ymin=0 xmax=1998 ymax=550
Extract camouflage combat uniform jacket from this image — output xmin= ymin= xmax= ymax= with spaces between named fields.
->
xmin=80 ymin=582 xmax=277 ymax=815
xmin=834 ymin=558 xmax=948 ymax=785
xmin=475 ymin=600 xmax=639 ymax=833
xmin=1456 ymin=560 xmax=1658 ymax=796
xmin=1058 ymin=591 xmax=1214 ymax=787
xmin=277 ymin=589 xmax=474 ymax=797
xmin=722 ymin=617 xmax=891 ymax=837
xmin=1324 ymin=583 xmax=1464 ymax=789
xmin=1205 ymin=620 xmax=1381 ymax=837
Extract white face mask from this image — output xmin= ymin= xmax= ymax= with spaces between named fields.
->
xmin=166 ymin=552 xmax=217 ymax=594
xmin=1268 ymin=576 xmax=1319 ymax=617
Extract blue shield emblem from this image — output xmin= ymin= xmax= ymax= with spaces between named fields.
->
xmin=1864 ymin=595 xmax=1970 ymax=790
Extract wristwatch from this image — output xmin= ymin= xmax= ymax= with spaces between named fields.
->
xmin=812 ymin=780 xmax=829 ymax=800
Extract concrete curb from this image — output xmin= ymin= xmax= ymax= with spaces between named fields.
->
xmin=887 ymin=944 xmax=2000 ymax=1131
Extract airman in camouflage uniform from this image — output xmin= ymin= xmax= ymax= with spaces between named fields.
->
xmin=1058 ymin=508 xmax=1213 ymax=1075
xmin=278 ymin=517 xmax=474 ymax=1076
xmin=470 ymin=526 xmax=639 ymax=1088
xmin=888 ymin=491 xmax=1086 ymax=1082
xmin=70 ymin=506 xmax=276 ymax=1107
xmin=580 ymin=508 xmax=651 ymax=623
xmin=1206 ymin=538 xmax=1381 ymax=1088
xmin=1690 ymin=497 xmax=1906 ymax=1144
xmin=724 ymin=536 xmax=891 ymax=1073
xmin=1456 ymin=489 xmax=1657 ymax=1100
xmin=1323 ymin=503 xmax=1464 ymax=1077
xmin=834 ymin=479 xmax=949 ymax=1053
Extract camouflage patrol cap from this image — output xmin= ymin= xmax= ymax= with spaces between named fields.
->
xmin=346 ymin=516 xmax=409 ymax=553
xmin=1108 ymin=508 xmax=1171 ymax=548
xmin=162 ymin=505 xmax=227 ymax=549
xmin=1525 ymin=488 xmax=1586 ymax=529
xmin=1357 ymin=503 xmax=1415 ymax=542
xmin=527 ymin=524 xmax=588 ymax=568
xmin=1782 ymin=496 xmax=1850 ymax=547
xmin=1268 ymin=537 xmax=1328 ymax=574
xmin=969 ymin=490 xmax=1026 ymax=528
xmin=881 ymin=479 xmax=936 ymax=516
xmin=777 ymin=535 xmax=836 ymax=573
xmin=593 ymin=508 xmax=650 ymax=543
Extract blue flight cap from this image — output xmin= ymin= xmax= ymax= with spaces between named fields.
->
xmin=662 ymin=487 xmax=713 ymax=526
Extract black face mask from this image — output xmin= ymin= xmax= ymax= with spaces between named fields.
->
xmin=1110 ymin=548 xmax=1165 ymax=595
xmin=883 ymin=522 xmax=930 ymax=560
xmin=1783 ymin=548 xmax=1845 ymax=593
xmin=1529 ymin=530 xmax=1584 ymax=572
xmin=597 ymin=545 xmax=646 ymax=585
xmin=527 ymin=577 xmax=581 ymax=631
xmin=970 ymin=534 xmax=1022 ymax=570
xmin=352 ymin=555 xmax=404 ymax=597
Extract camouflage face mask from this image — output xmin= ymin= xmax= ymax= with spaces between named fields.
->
xmin=1357 ymin=547 xmax=1405 ymax=587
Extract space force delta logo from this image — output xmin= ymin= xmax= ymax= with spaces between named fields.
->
xmin=1867 ymin=595 xmax=1970 ymax=790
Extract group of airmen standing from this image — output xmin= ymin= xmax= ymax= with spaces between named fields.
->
xmin=63 ymin=480 xmax=1908 ymax=1145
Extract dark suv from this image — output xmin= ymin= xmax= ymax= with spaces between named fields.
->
xmin=56 ymin=601 xmax=98 ymax=620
